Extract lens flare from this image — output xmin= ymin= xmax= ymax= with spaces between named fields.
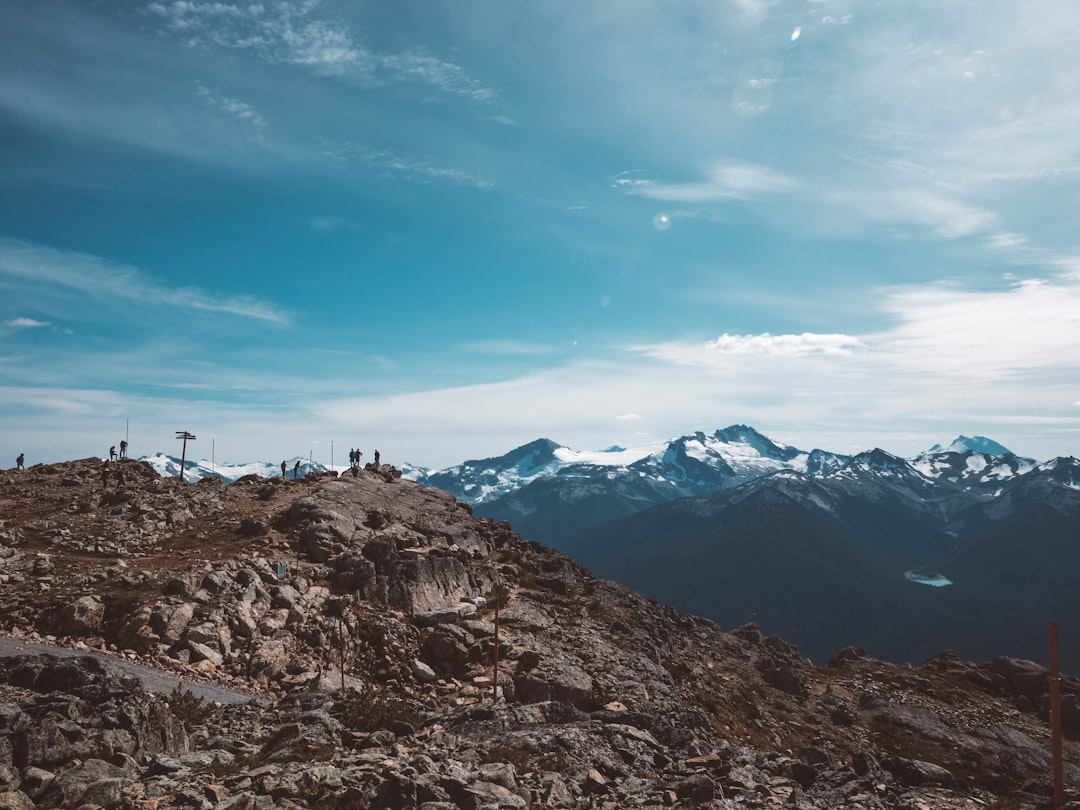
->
xmin=790 ymin=27 xmax=802 ymax=42
xmin=653 ymin=213 xmax=671 ymax=231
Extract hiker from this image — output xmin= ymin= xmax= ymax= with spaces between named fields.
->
xmin=109 ymin=445 xmax=117 ymax=461
xmin=119 ymin=439 xmax=128 ymax=459
xmin=280 ymin=460 xmax=287 ymax=478
xmin=348 ymin=448 xmax=355 ymax=466
xmin=374 ymin=449 xmax=380 ymax=467
xmin=16 ymin=453 xmax=25 ymax=471
xmin=100 ymin=461 xmax=111 ymax=489
xmin=293 ymin=460 xmax=301 ymax=479
xmin=354 ymin=449 xmax=362 ymax=467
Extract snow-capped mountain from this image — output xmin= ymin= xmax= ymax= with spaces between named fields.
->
xmin=927 ymin=434 xmax=1014 ymax=456
xmin=407 ymin=425 xmax=830 ymax=504
xmin=400 ymin=427 xmax=1064 ymax=548
xmin=139 ymin=453 xmax=329 ymax=483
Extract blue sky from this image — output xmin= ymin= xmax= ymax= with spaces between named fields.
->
xmin=3 ymin=0 xmax=1080 ymax=469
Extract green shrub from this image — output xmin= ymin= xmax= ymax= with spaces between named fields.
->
xmin=167 ymin=684 xmax=215 ymax=729
xmin=339 ymin=685 xmax=420 ymax=732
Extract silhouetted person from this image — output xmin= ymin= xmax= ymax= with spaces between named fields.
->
xmin=293 ymin=460 xmax=301 ymax=478
xmin=119 ymin=439 xmax=128 ymax=459
xmin=280 ymin=460 xmax=287 ymax=478
xmin=374 ymin=449 xmax=380 ymax=467
xmin=16 ymin=453 xmax=25 ymax=471
xmin=109 ymin=445 xmax=117 ymax=461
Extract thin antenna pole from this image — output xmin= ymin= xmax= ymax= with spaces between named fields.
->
xmin=1049 ymin=623 xmax=1064 ymax=809
xmin=125 ymin=418 xmax=129 ymax=448
xmin=493 ymin=568 xmax=501 ymax=705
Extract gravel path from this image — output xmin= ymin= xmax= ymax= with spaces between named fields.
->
xmin=0 ymin=637 xmax=264 ymax=705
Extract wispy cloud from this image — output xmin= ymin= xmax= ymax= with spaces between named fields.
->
xmin=613 ymin=161 xmax=798 ymax=204
xmin=0 ymin=238 xmax=289 ymax=324
xmin=321 ymin=142 xmax=494 ymax=190
xmin=143 ymin=1 xmax=498 ymax=101
xmin=4 ymin=318 xmax=50 ymax=329
xmin=194 ymin=83 xmax=267 ymax=129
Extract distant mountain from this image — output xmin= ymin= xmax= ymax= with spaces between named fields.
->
xmin=405 ymin=426 xmax=852 ymax=544
xmin=139 ymin=453 xmax=328 ymax=483
xmin=403 ymin=427 xmax=1038 ymax=549
xmin=565 ymin=450 xmax=1080 ymax=671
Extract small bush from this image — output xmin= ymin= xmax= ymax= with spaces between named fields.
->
xmin=340 ymin=685 xmax=420 ymax=733
xmin=167 ymin=684 xmax=215 ymax=729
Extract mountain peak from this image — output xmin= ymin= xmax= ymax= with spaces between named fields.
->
xmin=928 ymin=435 xmax=1013 ymax=456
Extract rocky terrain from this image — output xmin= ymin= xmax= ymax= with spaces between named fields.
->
xmin=0 ymin=457 xmax=1078 ymax=809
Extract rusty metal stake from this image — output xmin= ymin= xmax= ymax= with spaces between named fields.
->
xmin=1049 ymin=623 xmax=1064 ymax=809
xmin=492 ymin=568 xmax=501 ymax=705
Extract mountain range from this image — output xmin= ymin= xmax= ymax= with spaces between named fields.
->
xmin=404 ymin=426 xmax=1080 ymax=671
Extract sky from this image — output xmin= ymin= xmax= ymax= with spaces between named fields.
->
xmin=2 ymin=0 xmax=1080 ymax=470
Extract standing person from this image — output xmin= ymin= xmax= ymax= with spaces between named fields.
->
xmin=348 ymin=448 xmax=355 ymax=467
xmin=16 ymin=453 xmax=25 ymax=470
xmin=280 ymin=460 xmax=287 ymax=478
xmin=293 ymin=460 xmax=301 ymax=479
xmin=119 ymin=439 xmax=128 ymax=459
xmin=100 ymin=460 xmax=111 ymax=489
xmin=374 ymin=449 xmax=380 ymax=468
xmin=109 ymin=445 xmax=117 ymax=461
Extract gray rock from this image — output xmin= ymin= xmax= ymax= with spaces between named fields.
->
xmin=0 ymin=791 xmax=34 ymax=810
xmin=60 ymin=595 xmax=105 ymax=637
xmin=151 ymin=602 xmax=196 ymax=643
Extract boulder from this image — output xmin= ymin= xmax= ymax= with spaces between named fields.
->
xmin=59 ymin=596 xmax=105 ymax=637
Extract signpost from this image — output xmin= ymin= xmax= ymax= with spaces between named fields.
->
xmin=175 ymin=431 xmax=196 ymax=483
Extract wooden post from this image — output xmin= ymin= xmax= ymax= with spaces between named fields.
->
xmin=1049 ymin=623 xmax=1065 ymax=809
xmin=339 ymin=617 xmax=346 ymax=692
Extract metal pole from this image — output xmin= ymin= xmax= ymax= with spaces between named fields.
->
xmin=1049 ymin=623 xmax=1065 ymax=809
xmin=493 ymin=569 xmax=501 ymax=705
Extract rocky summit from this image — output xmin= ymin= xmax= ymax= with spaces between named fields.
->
xmin=0 ymin=458 xmax=1078 ymax=809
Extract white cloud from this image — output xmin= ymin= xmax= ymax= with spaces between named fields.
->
xmin=4 ymin=318 xmax=50 ymax=328
xmin=0 ymin=238 xmax=289 ymax=324
xmin=706 ymin=333 xmax=865 ymax=357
